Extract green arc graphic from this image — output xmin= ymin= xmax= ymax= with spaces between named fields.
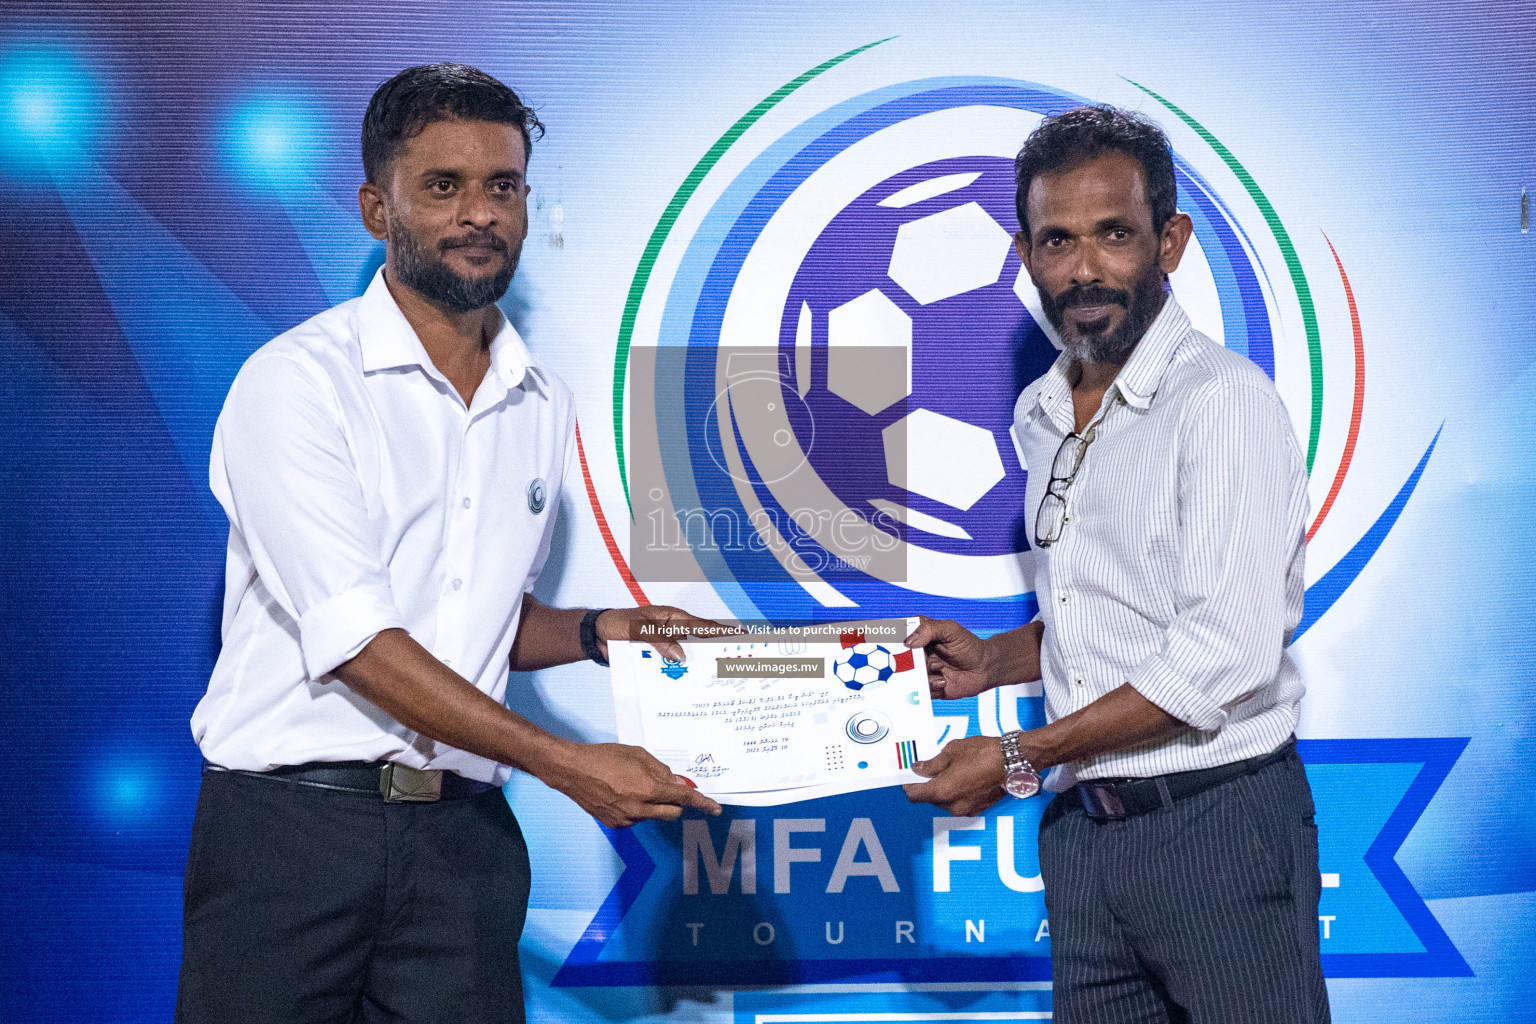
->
xmin=610 ymin=37 xmax=896 ymax=513
xmin=1127 ymin=79 xmax=1324 ymax=473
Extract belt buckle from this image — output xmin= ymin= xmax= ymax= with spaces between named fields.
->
xmin=1080 ymin=782 xmax=1127 ymax=821
xmin=380 ymin=764 xmax=442 ymax=803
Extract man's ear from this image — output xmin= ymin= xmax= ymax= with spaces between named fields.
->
xmin=358 ymin=182 xmax=389 ymax=242
xmin=1158 ymin=212 xmax=1194 ymax=275
xmin=1013 ymin=230 xmax=1039 ymax=288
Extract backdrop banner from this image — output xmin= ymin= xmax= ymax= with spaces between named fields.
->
xmin=2 ymin=3 xmax=1533 ymax=1022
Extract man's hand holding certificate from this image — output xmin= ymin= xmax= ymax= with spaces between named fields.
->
xmin=611 ymin=619 xmax=936 ymax=805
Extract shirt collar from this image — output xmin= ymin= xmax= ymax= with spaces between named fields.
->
xmin=1112 ymin=294 xmax=1190 ymax=410
xmin=1031 ymin=352 xmax=1077 ymax=430
xmin=1027 ymin=293 xmax=1191 ymax=426
xmin=487 ymin=315 xmax=549 ymax=395
xmin=357 ymin=267 xmax=547 ymax=395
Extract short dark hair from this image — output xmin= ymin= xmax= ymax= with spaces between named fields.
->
xmin=1013 ymin=105 xmax=1176 ymax=241
xmin=361 ymin=63 xmax=545 ymax=184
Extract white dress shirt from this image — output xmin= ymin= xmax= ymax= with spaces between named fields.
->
xmin=1013 ymin=297 xmax=1308 ymax=781
xmin=191 ymin=269 xmax=574 ymax=784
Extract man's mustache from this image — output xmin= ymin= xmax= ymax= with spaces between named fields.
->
xmin=1051 ymin=284 xmax=1130 ymax=310
xmin=439 ymin=232 xmax=508 ymax=253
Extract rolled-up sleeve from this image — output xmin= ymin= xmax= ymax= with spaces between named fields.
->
xmin=210 ymin=353 xmax=404 ymax=678
xmin=1126 ymin=380 xmax=1308 ymax=731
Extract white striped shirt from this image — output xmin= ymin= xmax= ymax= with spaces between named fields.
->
xmin=1013 ymin=297 xmax=1308 ymax=781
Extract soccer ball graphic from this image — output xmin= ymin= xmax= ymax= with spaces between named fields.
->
xmin=652 ymin=91 xmax=1236 ymax=621
xmin=782 ymin=156 xmax=1054 ymax=554
xmin=833 ymin=643 xmax=897 ymax=690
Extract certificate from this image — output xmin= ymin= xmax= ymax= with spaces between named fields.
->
xmin=610 ymin=618 xmax=936 ymax=806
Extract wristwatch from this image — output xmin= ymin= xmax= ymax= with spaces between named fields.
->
xmin=1000 ymin=730 xmax=1041 ymax=798
xmin=580 ymin=608 xmax=611 ymax=666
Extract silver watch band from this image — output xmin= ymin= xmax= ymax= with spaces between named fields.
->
xmin=1000 ymin=730 xmax=1032 ymax=773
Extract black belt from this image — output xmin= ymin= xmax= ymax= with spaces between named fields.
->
xmin=1069 ymin=737 xmax=1296 ymax=822
xmin=204 ymin=760 xmax=497 ymax=802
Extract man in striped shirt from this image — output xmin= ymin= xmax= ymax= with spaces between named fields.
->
xmin=903 ymin=107 xmax=1329 ymax=1023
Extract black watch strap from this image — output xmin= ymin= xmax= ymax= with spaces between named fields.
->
xmin=580 ymin=608 xmax=611 ymax=666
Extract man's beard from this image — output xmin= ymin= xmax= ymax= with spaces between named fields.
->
xmin=1039 ymin=260 xmax=1167 ymax=366
xmin=390 ymin=219 xmax=518 ymax=315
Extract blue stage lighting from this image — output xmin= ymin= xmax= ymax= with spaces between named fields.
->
xmin=92 ymin=760 xmax=159 ymax=824
xmin=0 ymin=42 xmax=103 ymax=169
xmin=221 ymin=89 xmax=326 ymax=191
xmin=108 ymin=773 xmax=148 ymax=809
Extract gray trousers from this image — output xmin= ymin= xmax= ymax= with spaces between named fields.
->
xmin=1038 ymin=746 xmax=1330 ymax=1023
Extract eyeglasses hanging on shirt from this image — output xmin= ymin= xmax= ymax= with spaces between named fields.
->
xmin=1034 ymin=423 xmax=1098 ymax=549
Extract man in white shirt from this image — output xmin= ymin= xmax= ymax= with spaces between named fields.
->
xmin=177 ymin=64 xmax=720 ymax=1024
xmin=903 ymin=107 xmax=1329 ymax=1023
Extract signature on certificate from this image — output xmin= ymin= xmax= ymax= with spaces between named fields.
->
xmin=688 ymin=752 xmax=729 ymax=780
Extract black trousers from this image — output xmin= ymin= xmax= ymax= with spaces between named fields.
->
xmin=176 ymin=768 xmax=531 ymax=1024
xmin=1038 ymin=746 xmax=1330 ymax=1024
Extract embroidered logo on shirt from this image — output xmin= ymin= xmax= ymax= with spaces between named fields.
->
xmin=527 ymin=478 xmax=546 ymax=514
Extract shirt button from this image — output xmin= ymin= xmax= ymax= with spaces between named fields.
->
xmin=462 ymin=497 xmax=472 ymax=509
xmin=452 ymin=578 xmax=464 ymax=591
xmin=1059 ymin=593 xmax=1068 ymax=604
xmin=1075 ymin=675 xmax=1085 ymax=687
